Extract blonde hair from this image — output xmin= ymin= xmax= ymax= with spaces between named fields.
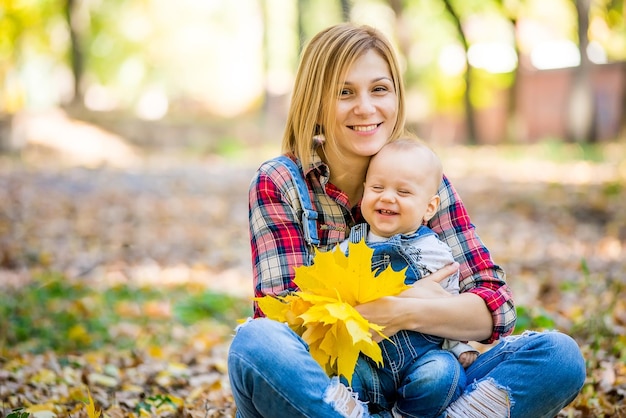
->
xmin=282 ymin=23 xmax=406 ymax=168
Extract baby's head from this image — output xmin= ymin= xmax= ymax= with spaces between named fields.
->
xmin=362 ymin=137 xmax=443 ymax=237
xmin=378 ymin=138 xmax=442 ymax=194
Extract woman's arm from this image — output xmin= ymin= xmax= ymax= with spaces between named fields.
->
xmin=249 ymin=162 xmax=310 ymax=317
xmin=432 ymin=175 xmax=516 ymax=342
xmin=357 ymin=175 xmax=516 ymax=343
xmin=357 ymin=287 xmax=494 ymax=342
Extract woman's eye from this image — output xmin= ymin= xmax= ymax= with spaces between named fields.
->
xmin=373 ymin=86 xmax=388 ymax=93
xmin=339 ymin=88 xmax=352 ymax=96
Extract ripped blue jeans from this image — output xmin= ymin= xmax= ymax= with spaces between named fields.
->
xmin=227 ymin=318 xmax=585 ymax=418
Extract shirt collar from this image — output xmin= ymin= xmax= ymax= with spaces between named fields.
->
xmin=303 ymin=146 xmax=329 ymax=185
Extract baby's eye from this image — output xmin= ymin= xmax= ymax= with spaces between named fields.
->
xmin=398 ymin=190 xmax=411 ymax=195
xmin=371 ymin=185 xmax=384 ymax=191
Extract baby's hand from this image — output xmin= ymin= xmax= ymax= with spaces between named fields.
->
xmin=458 ymin=351 xmax=478 ymax=368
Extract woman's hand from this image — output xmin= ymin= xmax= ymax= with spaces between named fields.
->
xmin=399 ymin=262 xmax=459 ymax=299
xmin=355 ymin=296 xmax=409 ymax=342
xmin=355 ymin=262 xmax=460 ymax=341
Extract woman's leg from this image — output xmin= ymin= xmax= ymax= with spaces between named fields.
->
xmin=446 ymin=331 xmax=585 ymax=418
xmin=228 ymin=318 xmax=369 ymax=418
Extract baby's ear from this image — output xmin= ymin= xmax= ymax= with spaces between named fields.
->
xmin=423 ymin=194 xmax=441 ymax=222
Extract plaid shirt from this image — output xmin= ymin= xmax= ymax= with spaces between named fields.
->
xmin=249 ymin=152 xmax=516 ymax=343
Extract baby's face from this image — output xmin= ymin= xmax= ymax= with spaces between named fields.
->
xmin=361 ymin=146 xmax=438 ymax=237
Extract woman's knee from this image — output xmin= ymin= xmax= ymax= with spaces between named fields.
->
xmin=229 ymin=317 xmax=311 ymax=368
xmin=543 ymin=331 xmax=586 ymax=390
xmin=231 ymin=317 xmax=279 ymax=344
xmin=510 ymin=330 xmax=586 ymax=396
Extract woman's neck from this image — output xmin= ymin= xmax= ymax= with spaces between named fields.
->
xmin=320 ymin=149 xmax=369 ymax=207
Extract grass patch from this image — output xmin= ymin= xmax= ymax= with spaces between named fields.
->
xmin=0 ymin=271 xmax=252 ymax=354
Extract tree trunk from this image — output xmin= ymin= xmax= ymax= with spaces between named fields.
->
xmin=567 ymin=0 xmax=596 ymax=143
xmin=340 ymin=0 xmax=351 ymax=21
xmin=65 ymin=0 xmax=84 ymax=106
xmin=442 ymin=0 xmax=477 ymax=144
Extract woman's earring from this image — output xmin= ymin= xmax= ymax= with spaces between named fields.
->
xmin=313 ymin=134 xmax=326 ymax=144
xmin=313 ymin=124 xmax=325 ymax=145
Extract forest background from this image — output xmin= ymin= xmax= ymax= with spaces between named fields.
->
xmin=0 ymin=0 xmax=625 ymax=417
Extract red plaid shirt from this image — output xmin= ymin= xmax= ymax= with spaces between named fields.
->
xmin=248 ymin=152 xmax=515 ymax=343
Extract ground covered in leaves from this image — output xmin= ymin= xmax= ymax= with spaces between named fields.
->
xmin=1 ymin=140 xmax=625 ymax=417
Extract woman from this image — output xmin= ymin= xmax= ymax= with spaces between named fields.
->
xmin=228 ymin=23 xmax=585 ymax=418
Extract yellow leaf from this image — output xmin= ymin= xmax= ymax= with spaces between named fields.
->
xmin=302 ymin=322 xmax=332 ymax=345
xmin=68 ymin=323 xmax=91 ymax=345
xmin=30 ymin=368 xmax=57 ymax=385
xmin=258 ymin=240 xmax=409 ymax=384
xmin=285 ymin=296 xmax=312 ymax=326
xmin=335 ymin=324 xmax=364 ymax=380
xmin=255 ymin=295 xmax=290 ymax=322
xmin=296 ymin=241 xmax=409 ymax=305
xmin=85 ymin=389 xmax=101 ymax=418
xmin=26 ymin=404 xmax=56 ymax=412
xmin=344 ymin=317 xmax=375 ymax=345
xmin=147 ymin=344 xmax=165 ymax=359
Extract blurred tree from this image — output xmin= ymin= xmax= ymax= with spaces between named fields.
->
xmin=387 ymin=0 xmax=511 ymax=144
xmin=567 ymin=0 xmax=595 ymax=143
xmin=339 ymin=0 xmax=352 ymax=20
xmin=592 ymin=0 xmax=626 ymax=60
xmin=1 ymin=0 xmax=623 ymax=142
xmin=593 ymin=0 xmax=626 ymax=136
xmin=0 ymin=0 xmax=65 ymax=112
xmin=441 ymin=0 xmax=477 ymax=144
xmin=64 ymin=0 xmax=85 ymax=105
xmin=495 ymin=0 xmax=523 ymax=143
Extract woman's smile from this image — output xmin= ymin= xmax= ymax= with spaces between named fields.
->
xmin=350 ymin=123 xmax=382 ymax=132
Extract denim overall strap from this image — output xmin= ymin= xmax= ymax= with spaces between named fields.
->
xmin=272 ymin=155 xmax=320 ymax=246
xmin=348 ymin=223 xmax=369 ymax=244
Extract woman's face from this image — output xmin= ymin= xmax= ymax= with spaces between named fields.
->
xmin=330 ymin=49 xmax=398 ymax=159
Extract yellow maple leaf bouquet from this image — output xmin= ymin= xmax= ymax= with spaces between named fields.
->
xmin=256 ymin=240 xmax=410 ymax=384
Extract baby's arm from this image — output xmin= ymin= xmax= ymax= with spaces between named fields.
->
xmin=419 ymin=234 xmax=460 ymax=295
xmin=443 ymin=339 xmax=479 ymax=368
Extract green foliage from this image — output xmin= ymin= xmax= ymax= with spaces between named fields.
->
xmin=563 ymin=259 xmax=625 ymax=355
xmin=0 ymin=0 xmax=65 ymax=60
xmin=6 ymin=409 xmax=31 ymax=418
xmin=514 ymin=305 xmax=556 ymax=333
xmin=0 ymin=271 xmax=250 ymax=353
xmin=135 ymin=394 xmax=177 ymax=415
xmin=173 ymin=290 xmax=251 ymax=325
xmin=539 ymin=140 xmax=609 ymax=163
xmin=470 ymin=69 xmax=515 ymax=108
xmin=602 ymin=181 xmax=623 ymax=197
